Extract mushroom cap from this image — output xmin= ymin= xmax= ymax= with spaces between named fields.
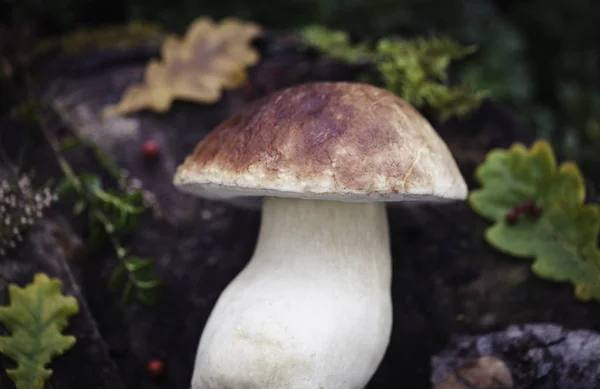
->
xmin=174 ymin=81 xmax=468 ymax=202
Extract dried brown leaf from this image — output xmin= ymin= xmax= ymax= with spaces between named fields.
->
xmin=103 ymin=17 xmax=262 ymax=116
xmin=435 ymin=356 xmax=513 ymax=389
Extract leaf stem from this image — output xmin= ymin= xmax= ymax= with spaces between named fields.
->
xmin=36 ymin=116 xmax=82 ymax=193
xmin=92 ymin=210 xmax=140 ymax=283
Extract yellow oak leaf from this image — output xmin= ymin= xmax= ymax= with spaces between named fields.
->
xmin=103 ymin=17 xmax=262 ymax=116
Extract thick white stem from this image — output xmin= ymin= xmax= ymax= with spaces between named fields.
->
xmin=191 ymin=197 xmax=393 ymax=389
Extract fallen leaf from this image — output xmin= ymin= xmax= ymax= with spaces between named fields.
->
xmin=469 ymin=140 xmax=600 ymax=301
xmin=0 ymin=273 xmax=79 ymax=389
xmin=435 ymin=355 xmax=513 ymax=389
xmin=103 ymin=17 xmax=262 ymax=116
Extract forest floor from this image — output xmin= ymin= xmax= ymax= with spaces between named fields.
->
xmin=1 ymin=29 xmax=599 ymax=389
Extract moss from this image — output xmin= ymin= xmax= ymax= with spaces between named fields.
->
xmin=34 ymin=22 xmax=167 ymax=56
xmin=301 ymin=26 xmax=485 ymax=121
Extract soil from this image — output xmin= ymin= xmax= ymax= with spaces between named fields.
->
xmin=1 ymin=30 xmax=600 ymax=389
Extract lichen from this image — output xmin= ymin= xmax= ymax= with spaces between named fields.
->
xmin=0 ymin=175 xmax=58 ymax=256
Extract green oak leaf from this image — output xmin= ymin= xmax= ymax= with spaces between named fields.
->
xmin=469 ymin=140 xmax=600 ymax=301
xmin=0 ymin=273 xmax=79 ymax=389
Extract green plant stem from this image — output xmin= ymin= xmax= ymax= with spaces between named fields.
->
xmin=36 ymin=109 xmax=156 ymax=304
xmin=37 ymin=119 xmax=81 ymax=192
xmin=92 ymin=209 xmax=141 ymax=286
xmin=76 ymin=134 xmax=123 ymax=182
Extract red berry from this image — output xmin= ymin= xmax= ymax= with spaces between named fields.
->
xmin=514 ymin=200 xmax=534 ymax=214
xmin=147 ymin=358 xmax=164 ymax=377
xmin=522 ymin=199 xmax=535 ymax=211
xmin=505 ymin=211 xmax=517 ymax=225
xmin=530 ymin=205 xmax=543 ymax=218
xmin=142 ymin=140 xmax=160 ymax=160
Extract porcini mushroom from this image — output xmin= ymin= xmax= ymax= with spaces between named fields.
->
xmin=173 ymin=81 xmax=468 ymax=389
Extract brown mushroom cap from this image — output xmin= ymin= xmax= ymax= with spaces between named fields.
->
xmin=173 ymin=81 xmax=468 ymax=202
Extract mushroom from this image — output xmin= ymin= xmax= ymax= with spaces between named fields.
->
xmin=173 ymin=81 xmax=468 ymax=389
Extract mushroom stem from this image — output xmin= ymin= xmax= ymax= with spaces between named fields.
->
xmin=191 ymin=196 xmax=393 ymax=389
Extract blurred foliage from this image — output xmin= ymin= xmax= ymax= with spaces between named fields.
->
xmin=9 ymin=97 xmax=162 ymax=306
xmin=1 ymin=0 xmax=460 ymax=37
xmin=301 ymin=25 xmax=371 ymax=64
xmin=1 ymin=0 xmax=600 ymax=179
xmin=456 ymin=0 xmax=600 ymax=185
xmin=35 ymin=22 xmax=167 ymax=55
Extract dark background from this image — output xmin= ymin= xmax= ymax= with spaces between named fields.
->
xmin=2 ymin=0 xmax=600 ymax=183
